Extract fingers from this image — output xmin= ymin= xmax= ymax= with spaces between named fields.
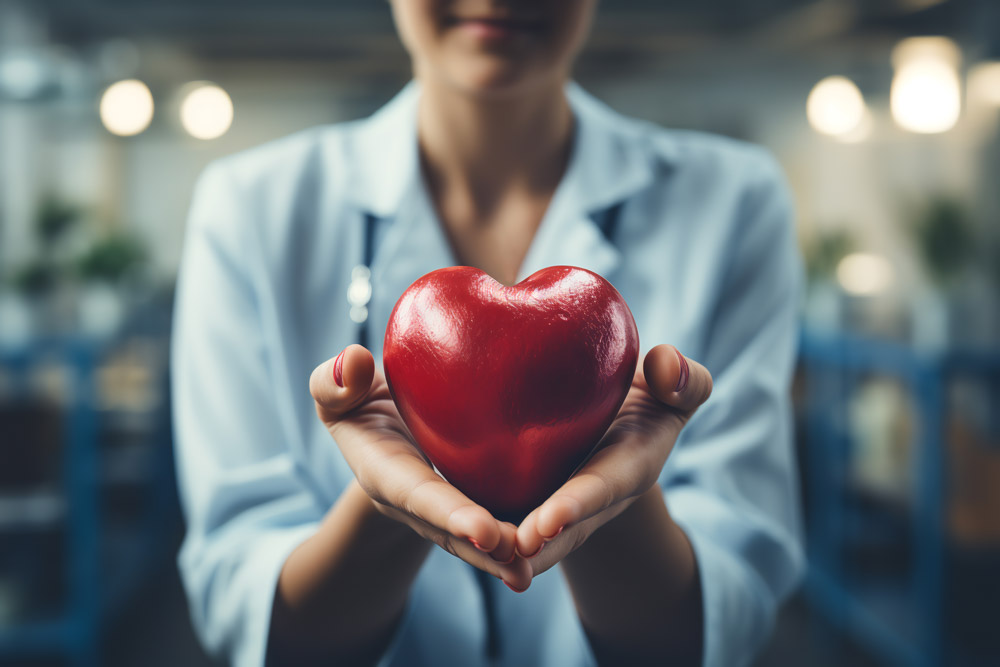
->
xmin=463 ymin=536 xmax=531 ymax=591
xmin=515 ymin=512 xmax=606 ymax=579
xmin=488 ymin=522 xmax=519 ymax=565
xmin=497 ymin=551 xmax=533 ymax=593
xmin=525 ymin=472 xmax=610 ymax=545
xmin=464 ymin=521 xmax=531 ymax=591
xmin=365 ymin=449 xmax=506 ymax=554
xmin=383 ymin=500 xmax=532 ymax=590
xmin=310 ymin=344 xmax=375 ymax=420
xmin=515 ymin=509 xmax=548 ymax=561
xmin=642 ymin=344 xmax=712 ymax=413
xmin=360 ymin=452 xmax=528 ymax=583
xmin=516 ymin=448 xmax=635 ymax=555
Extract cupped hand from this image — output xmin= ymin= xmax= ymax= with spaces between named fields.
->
xmin=514 ymin=345 xmax=713 ymax=579
xmin=310 ymin=344 xmax=532 ymax=591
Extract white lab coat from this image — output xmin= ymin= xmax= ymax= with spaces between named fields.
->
xmin=172 ymin=81 xmax=805 ymax=667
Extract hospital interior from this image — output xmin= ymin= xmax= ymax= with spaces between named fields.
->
xmin=0 ymin=0 xmax=998 ymax=665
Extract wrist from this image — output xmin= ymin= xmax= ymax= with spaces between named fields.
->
xmin=560 ymin=485 xmax=702 ymax=663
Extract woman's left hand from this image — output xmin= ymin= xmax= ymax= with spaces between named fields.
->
xmin=514 ymin=344 xmax=713 ymax=578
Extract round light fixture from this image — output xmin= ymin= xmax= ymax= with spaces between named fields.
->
xmin=807 ymin=75 xmax=867 ymax=138
xmin=100 ymin=79 xmax=154 ymax=136
xmin=890 ymin=37 xmax=962 ymax=134
xmin=180 ymin=83 xmax=233 ymax=140
xmin=837 ymin=253 xmax=894 ymax=296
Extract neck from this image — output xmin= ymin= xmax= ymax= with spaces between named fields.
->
xmin=416 ymin=77 xmax=574 ymax=216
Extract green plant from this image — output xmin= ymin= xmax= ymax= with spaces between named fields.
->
xmin=35 ymin=197 xmax=81 ymax=246
xmin=76 ymin=233 xmax=147 ymax=284
xmin=803 ymin=228 xmax=855 ymax=284
xmin=11 ymin=260 xmax=59 ymax=295
xmin=911 ymin=196 xmax=974 ymax=287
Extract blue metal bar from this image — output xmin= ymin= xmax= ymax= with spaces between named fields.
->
xmin=804 ymin=355 xmax=834 ymax=573
xmin=1 ymin=333 xmax=176 ymax=666
xmin=65 ymin=340 xmax=101 ymax=667
xmin=912 ymin=359 xmax=946 ymax=667
xmin=797 ymin=328 xmax=972 ymax=667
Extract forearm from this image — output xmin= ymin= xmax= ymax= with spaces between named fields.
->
xmin=560 ymin=486 xmax=703 ymax=666
xmin=269 ymin=479 xmax=431 ymax=664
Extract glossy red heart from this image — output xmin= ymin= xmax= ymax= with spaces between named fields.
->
xmin=383 ymin=265 xmax=639 ymax=522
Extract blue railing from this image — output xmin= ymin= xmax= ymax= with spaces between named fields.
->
xmin=799 ymin=328 xmax=1000 ymax=666
xmin=0 ymin=335 xmax=175 ymax=667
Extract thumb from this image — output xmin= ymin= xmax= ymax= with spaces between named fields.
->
xmin=310 ymin=344 xmax=376 ymax=422
xmin=642 ymin=344 xmax=712 ymax=413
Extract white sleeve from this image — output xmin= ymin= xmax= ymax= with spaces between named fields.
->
xmin=171 ymin=162 xmax=322 ymax=666
xmin=663 ymin=150 xmax=806 ymax=667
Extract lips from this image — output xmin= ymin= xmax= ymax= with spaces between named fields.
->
xmin=453 ymin=17 xmax=542 ymax=29
xmin=447 ymin=15 xmax=546 ymax=36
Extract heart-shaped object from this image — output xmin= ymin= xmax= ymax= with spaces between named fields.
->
xmin=383 ymin=266 xmax=639 ymax=522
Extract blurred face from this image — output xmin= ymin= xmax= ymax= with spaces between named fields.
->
xmin=389 ymin=0 xmax=597 ymax=97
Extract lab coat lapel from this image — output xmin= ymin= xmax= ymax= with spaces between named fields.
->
xmin=369 ymin=180 xmax=456 ymax=361
xmin=517 ymin=83 xmax=660 ymax=283
xmin=345 ymin=82 xmax=456 ymax=361
xmin=515 ymin=184 xmax=623 ymax=282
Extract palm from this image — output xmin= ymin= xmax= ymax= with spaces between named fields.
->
xmin=601 ymin=373 xmax=688 ymax=449
xmin=324 ymin=370 xmax=426 ymax=465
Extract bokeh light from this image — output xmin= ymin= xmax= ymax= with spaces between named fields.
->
xmin=807 ymin=75 xmax=867 ymax=138
xmin=892 ymin=36 xmax=962 ymax=70
xmin=968 ymin=61 xmax=1000 ymax=107
xmin=891 ymin=61 xmax=962 ymax=134
xmin=891 ymin=37 xmax=962 ymax=134
xmin=99 ymin=78 xmax=154 ymax=136
xmin=179 ymin=83 xmax=233 ymax=140
xmin=836 ymin=106 xmax=874 ymax=144
xmin=836 ymin=253 xmax=894 ymax=295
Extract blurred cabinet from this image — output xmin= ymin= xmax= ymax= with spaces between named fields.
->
xmin=799 ymin=329 xmax=1000 ymax=667
xmin=0 ymin=335 xmax=175 ymax=667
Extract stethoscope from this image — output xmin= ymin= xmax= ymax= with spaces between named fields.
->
xmin=347 ymin=213 xmax=380 ymax=351
xmin=348 ymin=201 xmax=625 ymax=663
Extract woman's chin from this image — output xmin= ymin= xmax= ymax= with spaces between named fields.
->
xmin=441 ymin=62 xmax=559 ymax=99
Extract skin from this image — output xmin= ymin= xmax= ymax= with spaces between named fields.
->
xmin=394 ymin=0 xmax=594 ymax=284
xmin=271 ymin=1 xmax=713 ymax=664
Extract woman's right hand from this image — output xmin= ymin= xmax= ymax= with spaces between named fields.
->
xmin=310 ymin=344 xmax=532 ymax=591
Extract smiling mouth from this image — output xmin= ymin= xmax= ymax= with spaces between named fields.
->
xmin=446 ymin=16 xmax=546 ymax=34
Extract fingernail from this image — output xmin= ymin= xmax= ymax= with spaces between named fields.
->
xmin=503 ymin=580 xmax=527 ymax=594
xmin=542 ymin=525 xmax=563 ymax=542
xmin=519 ymin=541 xmax=545 ymax=559
xmin=333 ymin=349 xmax=346 ymax=387
xmin=675 ymin=349 xmax=689 ymax=393
xmin=469 ymin=538 xmax=490 ymax=553
xmin=497 ymin=550 xmax=517 ymax=565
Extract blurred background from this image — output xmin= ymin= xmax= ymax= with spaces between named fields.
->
xmin=1 ymin=0 xmax=998 ymax=665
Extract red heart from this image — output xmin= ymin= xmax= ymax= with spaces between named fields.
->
xmin=383 ymin=266 xmax=639 ymax=522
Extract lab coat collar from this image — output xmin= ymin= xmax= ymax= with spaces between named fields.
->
xmin=347 ymin=80 xmax=674 ymax=280
xmin=347 ymin=80 xmax=675 ymax=220
xmin=346 ymin=81 xmax=422 ymax=219
xmin=562 ymin=80 xmax=667 ymax=215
